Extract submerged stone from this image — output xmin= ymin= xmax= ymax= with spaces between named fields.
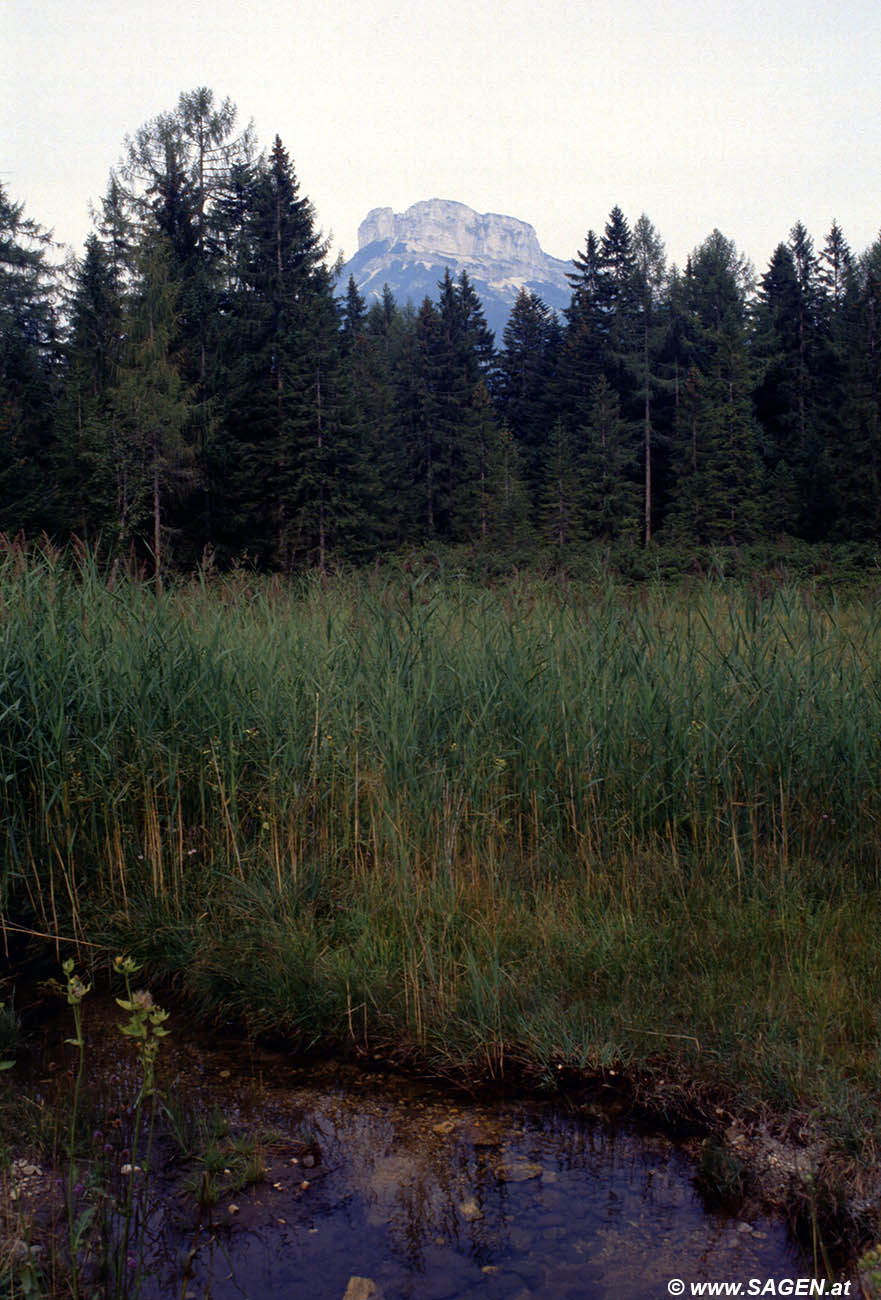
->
xmin=462 ymin=1121 xmax=504 ymax=1147
xmin=495 ymin=1161 xmax=544 ymax=1182
xmin=343 ymin=1278 xmax=383 ymax=1300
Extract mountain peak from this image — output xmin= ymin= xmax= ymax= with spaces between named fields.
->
xmin=358 ymin=199 xmax=545 ymax=266
xmin=343 ymin=199 xmax=572 ymax=336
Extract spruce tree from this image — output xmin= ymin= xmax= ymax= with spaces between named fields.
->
xmin=567 ymin=229 xmax=604 ymax=320
xmin=833 ymin=235 xmax=881 ymax=538
xmin=100 ymin=229 xmax=195 ymax=581
xmin=0 ymin=184 xmax=58 ymax=534
xmin=400 ymin=270 xmax=502 ymax=543
xmin=816 ymin=222 xmax=857 ymax=537
xmin=495 ymin=287 xmax=558 ymax=501
xmin=341 ymin=278 xmax=412 ymax=554
xmin=670 ymin=345 xmax=762 ymax=545
xmin=405 ymin=296 xmax=447 ymax=540
xmin=198 ymin=156 xmax=259 ymax=554
xmin=116 ymin=89 xmax=256 ymax=557
xmin=539 ymin=417 xmax=585 ymax=550
xmin=667 ymin=232 xmax=762 ymax=544
xmin=454 ymin=269 xmax=496 ymax=377
xmin=631 ymin=214 xmax=668 ymax=543
xmin=54 ymin=234 xmax=124 ymax=535
xmin=819 ymin=221 xmax=853 ymax=312
xmin=752 ymin=242 xmax=803 ymax=533
xmin=597 ymin=206 xmax=640 ymax=404
xmin=288 ymin=274 xmax=348 ymax=569
xmin=555 ymin=208 xmax=643 ymax=535
xmin=556 ymin=229 xmax=606 ymax=440
xmin=753 ymin=225 xmax=832 ymax=537
xmin=441 ymin=271 xmax=499 ymax=539
xmin=582 ymin=376 xmax=640 ymax=542
xmin=94 ymin=174 xmax=135 ymax=290
xmin=788 ymin=222 xmax=830 ymax=534
xmin=218 ymin=137 xmax=321 ymax=564
xmin=340 ymin=275 xmax=367 ymax=356
xmin=491 ymin=424 xmax=531 ymax=548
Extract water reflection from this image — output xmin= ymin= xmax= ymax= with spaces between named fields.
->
xmin=37 ymin=1006 xmax=807 ymax=1300
xmin=144 ymin=1057 xmax=804 ymax=1299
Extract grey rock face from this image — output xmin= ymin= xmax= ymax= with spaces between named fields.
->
xmin=358 ymin=200 xmax=546 ymax=272
xmin=340 ymin=199 xmax=573 ymax=338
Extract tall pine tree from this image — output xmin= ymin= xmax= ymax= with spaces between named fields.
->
xmin=0 ymin=184 xmax=58 ymax=534
xmin=668 ymin=232 xmax=762 ymax=544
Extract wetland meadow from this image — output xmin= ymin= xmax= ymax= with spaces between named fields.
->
xmin=2 ymin=544 xmax=881 ymax=1293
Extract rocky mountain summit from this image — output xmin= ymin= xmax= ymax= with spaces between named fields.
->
xmin=339 ymin=199 xmax=573 ymax=338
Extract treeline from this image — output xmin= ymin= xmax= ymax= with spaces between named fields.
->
xmin=3 ymin=87 xmax=881 ymax=574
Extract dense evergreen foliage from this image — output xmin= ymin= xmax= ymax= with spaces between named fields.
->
xmin=4 ymin=87 xmax=881 ymax=571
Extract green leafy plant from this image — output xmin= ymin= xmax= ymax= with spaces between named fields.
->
xmin=112 ymin=955 xmax=169 ymax=1299
xmin=30 ymin=956 xmax=172 ymax=1299
xmin=62 ymin=957 xmax=92 ymax=1300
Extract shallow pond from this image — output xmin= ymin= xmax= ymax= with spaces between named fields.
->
xmin=21 ymin=1000 xmax=813 ymax=1300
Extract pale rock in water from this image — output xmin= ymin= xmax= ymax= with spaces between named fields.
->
xmin=494 ymin=1159 xmax=544 ymax=1182
xmin=339 ymin=198 xmax=573 ymax=338
xmin=342 ymin=1278 xmax=384 ymax=1300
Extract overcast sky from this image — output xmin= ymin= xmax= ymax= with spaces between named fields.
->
xmin=4 ymin=0 xmax=880 ymax=277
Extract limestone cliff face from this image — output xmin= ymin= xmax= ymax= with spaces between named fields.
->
xmin=341 ymin=199 xmax=573 ymax=337
xmin=358 ymin=200 xmax=549 ymax=273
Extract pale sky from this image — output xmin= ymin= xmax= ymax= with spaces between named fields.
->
xmin=4 ymin=0 xmax=880 ymax=277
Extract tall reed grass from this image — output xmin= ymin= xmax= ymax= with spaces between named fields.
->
xmin=2 ymin=542 xmax=881 ymax=1142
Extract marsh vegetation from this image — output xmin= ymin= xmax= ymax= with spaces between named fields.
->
xmin=2 ymin=544 xmax=881 ymax=1259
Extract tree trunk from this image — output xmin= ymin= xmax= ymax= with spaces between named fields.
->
xmin=152 ymin=425 xmax=162 ymax=594
xmin=643 ymin=319 xmax=652 ymax=546
xmin=316 ymin=366 xmax=326 ymax=575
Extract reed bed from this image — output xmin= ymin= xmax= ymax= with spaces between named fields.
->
xmin=2 ymin=543 xmax=881 ymax=1151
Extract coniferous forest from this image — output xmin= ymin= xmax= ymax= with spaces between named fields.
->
xmin=4 ymin=86 xmax=881 ymax=576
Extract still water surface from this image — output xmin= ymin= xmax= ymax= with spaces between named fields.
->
xmin=132 ymin=1038 xmax=807 ymax=1299
xmin=38 ymin=1002 xmax=809 ymax=1299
